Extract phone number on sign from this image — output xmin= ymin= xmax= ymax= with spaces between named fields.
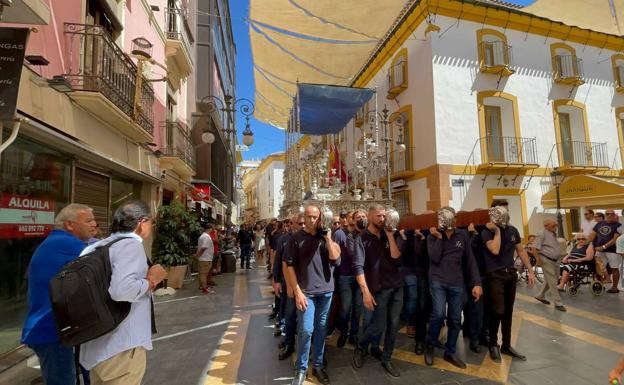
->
xmin=18 ymin=225 xmax=45 ymax=232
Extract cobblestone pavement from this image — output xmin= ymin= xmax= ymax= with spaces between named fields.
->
xmin=3 ymin=265 xmax=623 ymax=385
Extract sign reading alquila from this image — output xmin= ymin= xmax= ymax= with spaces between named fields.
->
xmin=0 ymin=28 xmax=29 ymax=120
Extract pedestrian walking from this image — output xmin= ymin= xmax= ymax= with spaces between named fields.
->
xmin=21 ymin=204 xmax=96 ymax=385
xmin=79 ymin=201 xmax=167 ymax=385
xmin=534 ymin=218 xmax=567 ymax=312
xmin=588 ymin=208 xmax=622 ymax=293
xmin=352 ymin=204 xmax=403 ymax=378
xmin=285 ymin=205 xmax=340 ymax=385
xmin=237 ymin=223 xmax=254 ymax=269
xmin=196 ymin=224 xmax=216 ymax=294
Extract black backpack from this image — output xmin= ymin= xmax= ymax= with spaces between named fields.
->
xmin=49 ymin=237 xmax=132 ymax=347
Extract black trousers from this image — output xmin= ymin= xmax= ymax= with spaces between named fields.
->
xmin=486 ymin=267 xmax=517 ymax=348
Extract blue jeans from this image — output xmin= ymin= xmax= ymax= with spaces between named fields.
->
xmin=279 ymin=279 xmax=298 ymax=348
xmin=426 ymin=280 xmax=465 ymax=354
xmin=358 ymin=287 xmax=403 ymax=363
xmin=403 ymin=274 xmax=419 ymax=326
xmin=240 ymin=244 xmax=252 ymax=268
xmin=295 ymin=292 xmax=333 ymax=372
xmin=30 ymin=342 xmax=75 ymax=385
xmin=336 ymin=275 xmax=362 ymax=337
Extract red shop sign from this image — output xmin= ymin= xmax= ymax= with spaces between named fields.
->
xmin=0 ymin=194 xmax=55 ymax=238
xmin=191 ymin=184 xmax=211 ymax=202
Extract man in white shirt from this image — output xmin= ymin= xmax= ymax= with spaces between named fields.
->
xmin=580 ymin=209 xmax=596 ymax=238
xmin=80 ymin=200 xmax=167 ymax=385
xmin=196 ymin=224 xmax=216 ymax=294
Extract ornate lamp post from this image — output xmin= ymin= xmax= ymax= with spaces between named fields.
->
xmin=197 ymin=95 xmax=255 ymax=224
xmin=364 ymin=105 xmax=404 ymax=201
xmin=550 ymin=168 xmax=565 ymax=238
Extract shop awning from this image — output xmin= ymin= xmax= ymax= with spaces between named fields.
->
xmin=297 ymin=83 xmax=374 ymax=135
xmin=541 ymin=175 xmax=624 ymax=209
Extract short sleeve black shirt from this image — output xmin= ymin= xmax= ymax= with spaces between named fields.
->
xmin=353 ymin=229 xmax=402 ymax=293
xmin=481 ymin=225 xmax=521 ymax=273
xmin=285 ymin=230 xmax=336 ymax=295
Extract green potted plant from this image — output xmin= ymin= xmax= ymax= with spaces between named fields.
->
xmin=152 ymin=199 xmax=202 ymax=289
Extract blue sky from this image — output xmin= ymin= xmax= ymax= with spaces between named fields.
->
xmin=231 ymin=0 xmax=535 ymax=160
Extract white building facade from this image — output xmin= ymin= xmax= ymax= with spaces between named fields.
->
xmin=337 ymin=0 xmax=624 ymax=238
xmin=244 ymin=153 xmax=284 ymax=221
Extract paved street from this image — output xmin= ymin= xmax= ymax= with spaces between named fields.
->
xmin=5 ymin=266 xmax=623 ymax=385
xmin=146 ymin=266 xmax=624 ymax=385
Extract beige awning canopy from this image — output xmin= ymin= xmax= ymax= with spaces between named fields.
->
xmin=523 ymin=0 xmax=624 ymax=36
xmin=249 ymin=0 xmax=410 ymax=129
xmin=541 ymin=175 xmax=624 ymax=209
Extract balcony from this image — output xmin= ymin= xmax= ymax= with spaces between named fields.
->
xmin=615 ymin=65 xmax=624 ymax=93
xmin=165 ymin=7 xmax=194 ymax=88
xmin=159 ymin=120 xmax=195 ymax=180
xmin=386 ymin=59 xmax=407 ymax=100
xmin=63 ymin=23 xmax=154 ymax=142
xmin=554 ymin=55 xmax=585 ymax=86
xmin=390 ymin=147 xmax=414 ymax=179
xmin=479 ymin=41 xmax=515 ymax=76
xmin=478 ymin=136 xmax=539 ymax=170
xmin=557 ymin=140 xmax=609 ymax=174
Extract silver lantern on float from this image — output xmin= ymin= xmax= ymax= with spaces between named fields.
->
xmin=319 ymin=204 xmax=334 ymax=235
xmin=385 ymin=206 xmax=400 ymax=232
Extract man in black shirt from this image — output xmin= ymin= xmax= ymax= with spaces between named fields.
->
xmin=285 ymin=205 xmax=340 ymax=385
xmin=237 ymin=223 xmax=253 ymax=269
xmin=481 ymin=206 xmax=535 ymax=362
xmin=274 ymin=215 xmax=303 ymax=360
xmin=424 ymin=207 xmax=482 ymax=369
xmin=352 ymin=204 xmax=403 ymax=378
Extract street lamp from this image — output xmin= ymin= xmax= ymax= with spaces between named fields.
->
xmin=197 ymin=95 xmax=255 ymax=224
xmin=364 ymin=105 xmax=405 ymax=201
xmin=550 ymin=168 xmax=566 ymax=238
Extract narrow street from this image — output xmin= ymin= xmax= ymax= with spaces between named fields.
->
xmin=146 ymin=267 xmax=623 ymax=385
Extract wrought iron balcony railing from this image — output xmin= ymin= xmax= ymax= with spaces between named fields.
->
xmin=479 ymin=41 xmax=514 ymax=70
xmin=166 ymin=7 xmax=193 ymax=61
xmin=554 ymin=55 xmax=584 ymax=83
xmin=390 ymin=147 xmax=413 ymax=174
xmin=558 ymin=140 xmax=608 ymax=168
xmin=63 ymin=23 xmax=154 ymax=134
xmin=481 ymin=136 xmax=538 ymax=165
xmin=161 ymin=120 xmax=195 ymax=169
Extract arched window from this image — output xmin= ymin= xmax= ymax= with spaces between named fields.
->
xmin=550 ymin=43 xmax=584 ymax=86
xmin=476 ymin=29 xmax=514 ymax=76
xmin=612 ymin=54 xmax=624 ymax=92
xmin=387 ymin=48 xmax=408 ymax=99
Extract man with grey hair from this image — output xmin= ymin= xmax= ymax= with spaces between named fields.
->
xmin=21 ymin=204 xmax=96 ymax=385
xmin=80 ymin=200 xmax=167 ymax=385
xmin=534 ymin=218 xmax=566 ymax=311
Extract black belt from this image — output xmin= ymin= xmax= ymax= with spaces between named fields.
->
xmin=540 ymin=253 xmax=559 ymax=263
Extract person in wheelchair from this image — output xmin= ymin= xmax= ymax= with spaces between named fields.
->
xmin=557 ymin=234 xmax=594 ymax=291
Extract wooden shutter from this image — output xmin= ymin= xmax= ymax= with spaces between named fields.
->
xmin=74 ymin=168 xmax=110 ymax=234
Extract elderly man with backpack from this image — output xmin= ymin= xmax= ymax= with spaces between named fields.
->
xmin=77 ymin=201 xmax=167 ymax=385
xmin=21 ymin=203 xmax=97 ymax=385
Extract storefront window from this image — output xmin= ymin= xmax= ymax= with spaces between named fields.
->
xmin=0 ymin=135 xmax=71 ymax=355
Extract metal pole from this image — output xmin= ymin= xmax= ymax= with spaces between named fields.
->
xmin=224 ymin=96 xmax=234 ymax=225
xmin=383 ymin=106 xmax=392 ymax=201
xmin=556 ymin=184 xmax=564 ymax=238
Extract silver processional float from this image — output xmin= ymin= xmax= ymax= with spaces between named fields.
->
xmin=279 ymin=84 xmax=403 ymax=228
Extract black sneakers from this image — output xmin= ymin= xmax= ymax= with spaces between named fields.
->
xmin=489 ymin=346 xmax=501 ymax=362
xmin=352 ymin=347 xmax=367 ymax=368
xmin=311 ymin=368 xmax=330 ymax=385
xmin=424 ymin=344 xmax=435 ymax=366
xmin=381 ymin=361 xmax=400 ymax=377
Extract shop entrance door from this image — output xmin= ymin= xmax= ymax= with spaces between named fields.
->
xmin=73 ymin=167 xmax=111 ymax=234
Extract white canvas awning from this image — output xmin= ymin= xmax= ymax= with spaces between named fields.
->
xmin=249 ymin=0 xmax=410 ymax=128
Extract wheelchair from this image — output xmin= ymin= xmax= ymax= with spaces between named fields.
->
xmin=564 ymin=261 xmax=604 ymax=296
xmin=514 ymin=254 xmax=544 ymax=284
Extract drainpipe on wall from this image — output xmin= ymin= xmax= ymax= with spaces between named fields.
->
xmin=0 ymin=118 xmax=27 ymax=160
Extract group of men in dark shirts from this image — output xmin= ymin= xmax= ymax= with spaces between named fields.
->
xmin=267 ymin=203 xmax=534 ymax=385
